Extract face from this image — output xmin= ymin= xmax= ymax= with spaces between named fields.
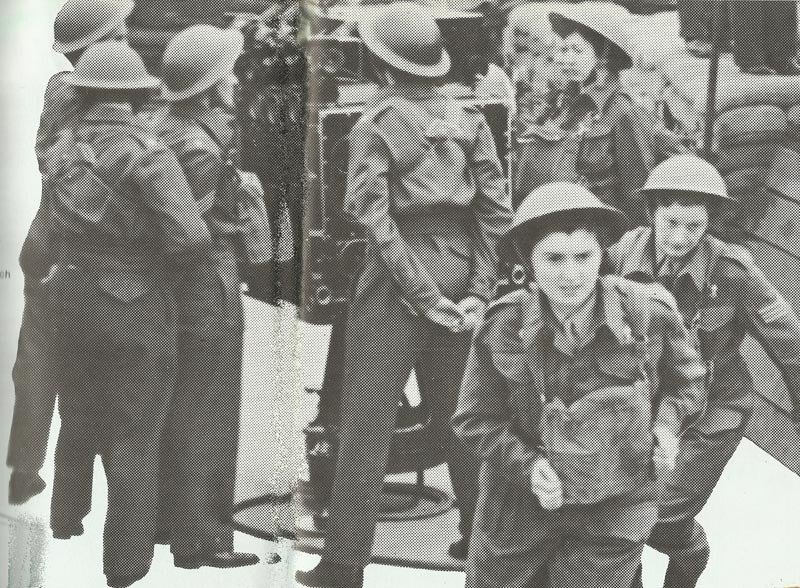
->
xmin=555 ymin=31 xmax=598 ymax=84
xmin=653 ymin=201 xmax=710 ymax=260
xmin=530 ymin=228 xmax=603 ymax=312
xmin=510 ymin=31 xmax=554 ymax=88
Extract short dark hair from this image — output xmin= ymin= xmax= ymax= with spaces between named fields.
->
xmin=77 ymin=87 xmax=152 ymax=111
xmin=517 ymin=211 xmax=612 ymax=256
xmin=648 ymin=190 xmax=717 ymax=216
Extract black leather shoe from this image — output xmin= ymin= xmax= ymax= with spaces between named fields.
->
xmin=173 ymin=551 xmax=260 ymax=569
xmin=9 ymin=471 xmax=46 ymax=505
xmin=295 ymin=560 xmax=364 ymax=588
xmin=106 ymin=569 xmax=148 ymax=588
xmin=52 ymin=523 xmax=84 ymax=540
xmin=448 ymin=536 xmax=469 ymax=560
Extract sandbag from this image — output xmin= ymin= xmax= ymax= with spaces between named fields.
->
xmin=725 ymin=166 xmax=767 ymax=195
xmin=663 ymin=51 xmax=800 ymax=115
xmin=624 ymin=10 xmax=683 ymax=71
xmin=716 ymin=142 xmax=780 ymax=174
xmin=714 ymin=105 xmax=788 ymax=149
xmin=787 ymin=105 xmax=800 ymax=141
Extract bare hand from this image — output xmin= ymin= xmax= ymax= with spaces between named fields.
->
xmin=423 ymin=297 xmax=466 ymax=332
xmin=456 ymin=296 xmax=487 ymax=332
xmin=531 ymin=457 xmax=563 ymax=511
xmin=653 ymin=425 xmax=679 ymax=473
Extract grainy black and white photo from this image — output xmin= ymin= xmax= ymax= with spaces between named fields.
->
xmin=1 ymin=1 xmax=799 ymax=587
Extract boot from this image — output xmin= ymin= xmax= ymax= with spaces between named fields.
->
xmin=663 ymin=545 xmax=709 ymax=588
xmin=9 ymin=471 xmax=46 ymax=505
xmin=295 ymin=560 xmax=364 ymax=588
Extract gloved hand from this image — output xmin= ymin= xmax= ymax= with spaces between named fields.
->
xmin=531 ymin=456 xmax=563 ymax=511
xmin=456 ymin=295 xmax=487 ymax=332
xmin=423 ymin=297 xmax=465 ymax=332
xmin=653 ymin=424 xmax=679 ymax=474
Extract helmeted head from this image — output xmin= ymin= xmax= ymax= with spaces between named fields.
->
xmin=160 ymin=25 xmax=244 ymax=104
xmin=511 ymin=182 xmax=628 ymax=311
xmin=639 ymin=154 xmax=734 ymax=260
xmin=53 ymin=0 xmax=133 ymax=56
xmin=549 ymin=2 xmax=633 ymax=84
xmin=64 ymin=40 xmax=159 ymax=109
xmin=357 ymin=2 xmax=451 ymax=80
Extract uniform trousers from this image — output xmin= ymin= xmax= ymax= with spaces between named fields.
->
xmin=466 ymin=476 xmax=653 ymax=588
xmin=321 ymin=265 xmax=479 ymax=567
xmin=7 ymin=284 xmax=60 ymax=473
xmin=635 ymin=421 xmax=745 ymax=588
xmin=160 ymin=237 xmax=243 ymax=556
xmin=50 ymin=265 xmax=176 ymax=580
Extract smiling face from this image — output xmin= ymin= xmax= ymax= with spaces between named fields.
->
xmin=554 ymin=31 xmax=598 ymax=85
xmin=653 ymin=200 xmax=710 ymax=261
xmin=531 ymin=228 xmax=603 ymax=313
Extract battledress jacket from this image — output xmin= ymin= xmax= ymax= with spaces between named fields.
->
xmin=452 ymin=276 xmax=707 ymax=551
xmin=610 ymin=227 xmax=800 ymax=433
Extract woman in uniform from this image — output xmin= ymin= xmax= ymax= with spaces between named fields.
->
xmin=610 ymin=154 xmax=800 ymax=588
xmin=453 ymin=182 xmax=707 ymax=588
xmin=153 ymin=24 xmax=279 ymax=570
xmin=295 ymin=4 xmax=511 ymax=586
xmin=513 ymin=4 xmax=655 ymax=226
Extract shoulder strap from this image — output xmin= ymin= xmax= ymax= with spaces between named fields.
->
xmin=617 ymin=280 xmax=653 ymax=378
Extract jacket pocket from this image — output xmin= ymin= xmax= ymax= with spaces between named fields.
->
xmin=577 ymin=125 xmax=615 ymax=177
xmin=593 ymin=347 xmax=641 ymax=384
xmin=698 ymin=304 xmax=736 ymax=333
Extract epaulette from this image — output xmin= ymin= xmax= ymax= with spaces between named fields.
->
xmin=609 ymin=225 xmax=649 ymax=268
xmin=119 ymin=124 xmax=163 ymax=152
xmin=476 ymin=288 xmax=534 ymax=341
xmin=485 ymin=287 xmax=530 ymax=314
xmin=716 ymin=239 xmax=755 ymax=270
xmin=363 ymin=101 xmax=397 ymax=125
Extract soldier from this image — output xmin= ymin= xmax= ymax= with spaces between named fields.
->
xmin=296 ymin=3 xmax=511 ymax=586
xmin=8 ymin=0 xmax=133 ymax=506
xmin=152 ymin=24 xmax=275 ymax=569
xmin=609 ymin=154 xmax=800 ymax=588
xmin=453 ymin=182 xmax=707 ymax=588
xmin=513 ymin=3 xmax=655 ymax=224
xmin=43 ymin=41 xmax=211 ymax=587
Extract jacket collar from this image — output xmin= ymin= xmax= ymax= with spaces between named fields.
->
xmin=518 ymin=276 xmax=633 ymax=350
xmin=580 ymin=77 xmax=622 ymax=115
xmin=618 ymin=226 xmax=710 ymax=294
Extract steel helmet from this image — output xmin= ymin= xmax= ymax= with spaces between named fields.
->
xmin=161 ymin=25 xmax=244 ymax=102
xmin=53 ymin=0 xmax=133 ymax=54
xmin=357 ymin=2 xmax=451 ymax=78
xmin=549 ymin=2 xmax=633 ymax=70
xmin=511 ymin=182 xmax=628 ymax=246
xmin=639 ymin=154 xmax=735 ymax=203
xmin=64 ymin=41 xmax=160 ymax=89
